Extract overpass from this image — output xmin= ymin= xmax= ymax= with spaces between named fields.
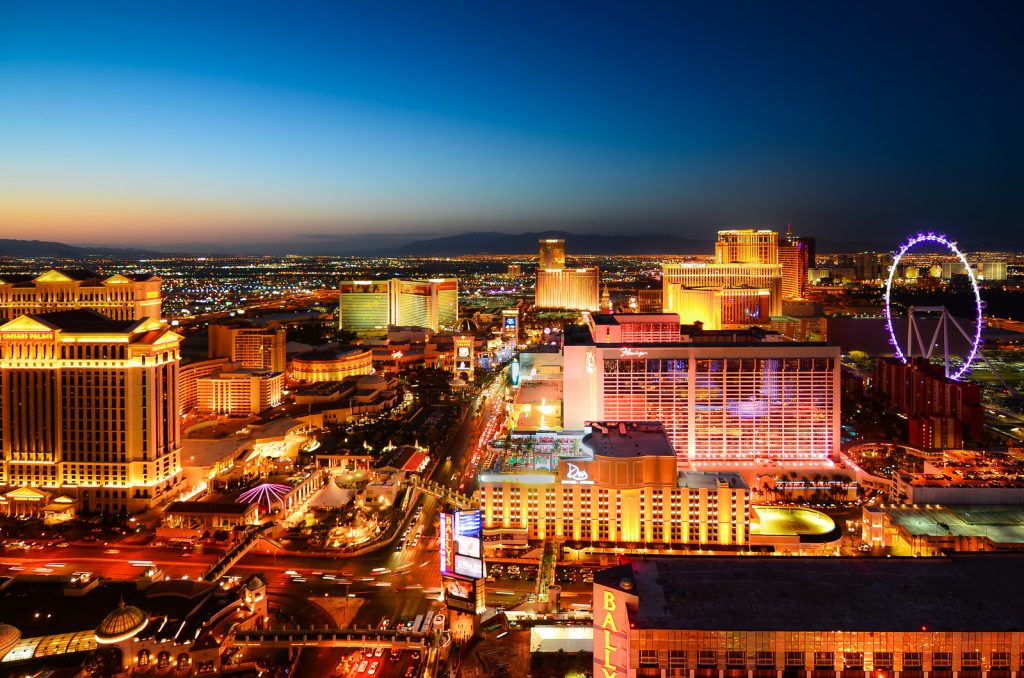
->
xmin=202 ymin=524 xmax=271 ymax=582
xmin=407 ymin=475 xmax=477 ymax=510
xmin=232 ymin=627 xmax=429 ymax=650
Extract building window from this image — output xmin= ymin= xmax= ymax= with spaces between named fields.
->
xmin=991 ymin=652 xmax=1010 ymax=669
xmin=726 ymin=651 xmax=746 ymax=667
xmin=814 ymin=652 xmax=834 ymax=668
xmin=961 ymin=653 xmax=980 ymax=669
xmin=698 ymin=651 xmax=718 ymax=667
xmin=873 ymin=653 xmax=893 ymax=669
xmin=932 ymin=653 xmax=952 ymax=669
xmin=756 ymin=652 xmax=776 ymax=668
xmin=843 ymin=653 xmax=863 ymax=669
xmin=903 ymin=653 xmax=923 ymax=669
xmin=786 ymin=652 xmax=805 ymax=667
xmin=639 ymin=649 xmax=659 ymax=667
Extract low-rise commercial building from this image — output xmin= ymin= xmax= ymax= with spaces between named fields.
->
xmin=477 ymin=422 xmax=749 ymax=551
xmin=862 ymin=503 xmax=1024 ymax=555
xmin=593 ymin=555 xmax=1024 ymax=678
xmin=196 ymin=369 xmax=284 ymax=416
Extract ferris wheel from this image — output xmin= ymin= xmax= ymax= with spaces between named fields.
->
xmin=882 ymin=232 xmax=999 ymax=384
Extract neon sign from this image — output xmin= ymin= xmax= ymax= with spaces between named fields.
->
xmin=439 ymin=513 xmax=455 ymax=574
xmin=619 ymin=347 xmax=647 ymax=358
xmin=566 ymin=462 xmax=588 ymax=481
xmin=594 ymin=586 xmax=630 ymax=678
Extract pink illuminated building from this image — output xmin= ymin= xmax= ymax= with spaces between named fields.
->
xmin=563 ymin=313 xmax=840 ymax=465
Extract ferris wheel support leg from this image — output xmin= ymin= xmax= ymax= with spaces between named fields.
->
xmin=942 ymin=312 xmax=950 ymax=379
xmin=925 ymin=312 xmax=944 ymax=361
xmin=947 ymin=315 xmax=1016 ymax=395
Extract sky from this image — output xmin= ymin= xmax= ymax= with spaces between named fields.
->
xmin=1 ymin=1 xmax=1023 ymax=252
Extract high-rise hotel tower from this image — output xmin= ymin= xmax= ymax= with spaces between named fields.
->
xmin=563 ymin=313 xmax=840 ymax=464
xmin=339 ymin=279 xmax=458 ymax=333
xmin=0 ymin=269 xmax=162 ymax=322
xmin=0 ymin=310 xmax=184 ymax=512
xmin=535 ymin=238 xmax=600 ymax=311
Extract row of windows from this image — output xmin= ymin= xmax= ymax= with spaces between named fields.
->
xmin=639 ymin=650 xmax=1010 ymax=669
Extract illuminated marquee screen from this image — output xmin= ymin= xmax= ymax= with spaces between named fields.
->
xmin=504 ymin=316 xmax=517 ymax=328
xmin=453 ymin=509 xmax=484 ymax=579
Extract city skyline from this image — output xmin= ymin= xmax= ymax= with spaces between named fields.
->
xmin=3 ymin=2 xmax=1024 ymax=249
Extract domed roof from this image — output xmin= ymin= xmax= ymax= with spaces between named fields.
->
xmin=95 ymin=601 xmax=148 ymax=644
xmin=0 ymin=624 xmax=21 ymax=655
xmin=454 ymin=318 xmax=478 ymax=333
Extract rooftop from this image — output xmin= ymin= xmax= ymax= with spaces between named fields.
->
xmin=591 ymin=313 xmax=680 ymax=326
xmin=581 ymin=421 xmax=676 ymax=459
xmin=596 ymin=555 xmax=1024 ymax=632
xmin=26 ymin=309 xmax=139 ymax=333
xmin=870 ymin=504 xmax=1024 ymax=544
xmin=678 ymin=472 xmax=747 ymax=491
xmin=294 ymin=345 xmax=370 ymax=361
xmin=166 ymin=501 xmax=255 ymax=516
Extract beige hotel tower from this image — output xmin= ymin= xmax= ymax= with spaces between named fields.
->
xmin=0 ymin=270 xmax=182 ymax=514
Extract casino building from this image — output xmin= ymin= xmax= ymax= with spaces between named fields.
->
xmin=290 ymin=346 xmax=373 ymax=382
xmin=563 ymin=313 xmax=840 ymax=464
xmin=339 ymin=278 xmax=458 ymax=333
xmin=0 ymin=310 xmax=184 ymax=512
xmin=476 ymin=422 xmax=749 ymax=550
xmin=0 ymin=269 xmax=162 ymax=322
xmin=593 ymin=555 xmax=1024 ymax=678
xmin=536 ymin=268 xmax=601 ymax=311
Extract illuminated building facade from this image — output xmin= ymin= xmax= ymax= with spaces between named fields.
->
xmin=477 ymin=422 xmax=748 ymax=548
xmin=196 ymin=369 xmax=284 ymax=416
xmin=536 ymin=268 xmax=600 ymax=311
xmin=715 ymin=229 xmax=778 ymax=264
xmin=588 ymin=314 xmax=681 ymax=344
xmin=339 ymin=278 xmax=458 ymax=332
xmin=338 ymin=281 xmax=391 ymax=331
xmin=593 ymin=555 xmax=1024 ymax=678
xmin=290 ymin=346 xmax=373 ymax=382
xmin=563 ymin=315 xmax=840 ymax=463
xmin=779 ymin=235 xmax=809 ymax=299
xmin=453 ymin=334 xmax=475 ymax=382
xmin=539 ymin=238 xmax=566 ymax=270
xmin=0 ymin=310 xmax=183 ymax=512
xmin=178 ymin=357 xmax=232 ymax=415
xmin=662 ymin=263 xmax=782 ymax=318
xmin=208 ymin=322 xmax=286 ymax=372
xmin=0 ymin=269 xmax=162 ymax=322
xmin=670 ymin=287 xmax=771 ymax=330
xmin=875 ymin=357 xmax=983 ymax=449
xmin=393 ymin=278 xmax=458 ymax=331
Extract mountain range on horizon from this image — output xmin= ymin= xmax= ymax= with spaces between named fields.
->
xmin=0 ymin=231 xmax=1018 ymax=259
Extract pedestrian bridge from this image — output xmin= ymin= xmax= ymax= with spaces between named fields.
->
xmin=407 ymin=476 xmax=477 ymax=510
xmin=231 ymin=628 xmax=429 ymax=650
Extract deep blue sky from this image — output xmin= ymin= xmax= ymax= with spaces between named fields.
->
xmin=1 ymin=1 xmax=1022 ymax=250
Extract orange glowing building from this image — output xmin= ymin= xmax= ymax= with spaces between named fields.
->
xmin=0 ymin=269 xmax=162 ymax=322
xmin=0 ymin=310 xmax=184 ymax=512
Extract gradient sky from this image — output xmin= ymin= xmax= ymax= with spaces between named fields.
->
xmin=1 ymin=1 xmax=1023 ymax=251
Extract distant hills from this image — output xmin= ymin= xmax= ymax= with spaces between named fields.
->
xmin=377 ymin=230 xmax=712 ymax=256
xmin=0 ymin=232 xmax=1016 ymax=258
xmin=0 ymin=239 xmax=164 ymax=258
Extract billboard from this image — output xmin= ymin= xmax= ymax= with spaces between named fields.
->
xmin=453 ymin=509 xmax=484 ymax=580
xmin=443 ymin=574 xmax=486 ymax=615
xmin=440 ymin=509 xmax=485 ymax=580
